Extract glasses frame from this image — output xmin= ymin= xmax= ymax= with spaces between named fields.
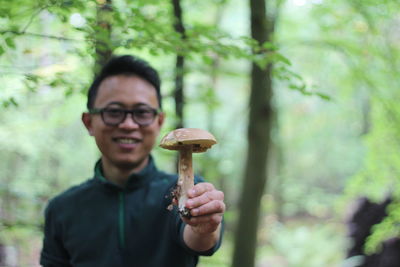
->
xmin=89 ymin=106 xmax=161 ymax=127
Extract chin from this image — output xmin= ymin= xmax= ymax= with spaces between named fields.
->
xmin=114 ymin=157 xmax=147 ymax=170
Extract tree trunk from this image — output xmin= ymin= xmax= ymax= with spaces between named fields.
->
xmin=172 ymin=0 xmax=186 ymax=170
xmin=0 ymin=245 xmax=5 ymax=267
xmin=232 ymin=0 xmax=275 ymax=265
xmin=94 ymin=0 xmax=113 ymax=76
xmin=270 ymin=112 xmax=285 ymax=221
xmin=172 ymin=0 xmax=186 ymax=130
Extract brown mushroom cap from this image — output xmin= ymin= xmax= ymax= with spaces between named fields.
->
xmin=159 ymin=128 xmax=217 ymax=153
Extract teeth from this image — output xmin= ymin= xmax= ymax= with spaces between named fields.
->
xmin=117 ymin=138 xmax=138 ymax=144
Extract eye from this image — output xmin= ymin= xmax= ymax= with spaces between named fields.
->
xmin=104 ymin=108 xmax=124 ymax=118
xmin=135 ymin=108 xmax=154 ymax=117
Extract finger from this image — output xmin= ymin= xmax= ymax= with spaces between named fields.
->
xmin=183 ymin=213 xmax=223 ymax=227
xmin=182 ymin=220 xmax=221 ymax=234
xmin=186 ymin=190 xmax=224 ymax=209
xmin=188 ymin=182 xmax=215 ymax=198
xmin=190 ymin=199 xmax=225 ymax=217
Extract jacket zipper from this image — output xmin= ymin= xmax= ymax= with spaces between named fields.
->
xmin=119 ymin=192 xmax=125 ymax=249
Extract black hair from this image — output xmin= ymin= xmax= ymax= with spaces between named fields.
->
xmin=87 ymin=55 xmax=162 ymax=109
xmin=346 ymin=196 xmax=400 ymax=266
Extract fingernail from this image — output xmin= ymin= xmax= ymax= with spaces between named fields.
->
xmin=187 ymin=200 xmax=193 ymax=207
xmin=191 ymin=208 xmax=199 ymax=216
xmin=190 ymin=189 xmax=196 ymax=195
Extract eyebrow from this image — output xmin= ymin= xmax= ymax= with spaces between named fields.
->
xmin=104 ymin=102 xmax=156 ymax=109
xmin=105 ymin=101 xmax=124 ymax=107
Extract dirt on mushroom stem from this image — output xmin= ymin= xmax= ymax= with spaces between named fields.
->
xmin=177 ymin=145 xmax=193 ymax=218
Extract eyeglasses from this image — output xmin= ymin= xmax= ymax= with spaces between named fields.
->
xmin=89 ymin=106 xmax=161 ymax=127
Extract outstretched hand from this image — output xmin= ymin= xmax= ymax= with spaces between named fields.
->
xmin=182 ymin=182 xmax=225 ymax=234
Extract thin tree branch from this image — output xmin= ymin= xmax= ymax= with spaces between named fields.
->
xmin=0 ymin=30 xmax=84 ymax=42
xmin=21 ymin=6 xmax=47 ymax=33
xmin=1 ymin=221 xmax=43 ymax=231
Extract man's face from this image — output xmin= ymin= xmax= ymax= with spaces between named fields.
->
xmin=82 ymin=75 xmax=164 ymax=172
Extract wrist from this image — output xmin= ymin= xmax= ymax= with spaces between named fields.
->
xmin=184 ymin=223 xmax=221 ymax=252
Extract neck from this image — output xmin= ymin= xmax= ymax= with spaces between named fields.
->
xmin=101 ymin=157 xmax=149 ymax=187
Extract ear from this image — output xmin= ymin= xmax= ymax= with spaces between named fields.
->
xmin=82 ymin=112 xmax=94 ymax=136
xmin=157 ymin=112 xmax=165 ymax=128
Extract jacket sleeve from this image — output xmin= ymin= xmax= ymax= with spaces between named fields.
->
xmin=40 ymin=200 xmax=72 ymax=267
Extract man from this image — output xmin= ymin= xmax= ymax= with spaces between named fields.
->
xmin=40 ymin=55 xmax=225 ymax=266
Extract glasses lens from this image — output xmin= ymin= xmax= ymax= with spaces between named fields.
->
xmin=102 ymin=108 xmax=125 ymax=125
xmin=133 ymin=108 xmax=157 ymax=126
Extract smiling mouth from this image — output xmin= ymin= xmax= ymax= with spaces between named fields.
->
xmin=114 ymin=138 xmax=140 ymax=144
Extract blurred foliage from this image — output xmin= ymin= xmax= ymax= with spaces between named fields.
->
xmin=258 ymin=221 xmax=346 ymax=266
xmin=0 ymin=0 xmax=400 ymax=265
xmin=315 ymin=0 xmax=400 ymax=252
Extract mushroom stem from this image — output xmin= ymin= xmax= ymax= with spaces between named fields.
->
xmin=178 ymin=145 xmax=193 ymax=217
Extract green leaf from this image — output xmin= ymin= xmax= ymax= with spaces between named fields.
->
xmin=5 ymin=37 xmax=16 ymax=49
xmin=315 ymin=92 xmax=332 ymax=101
xmin=9 ymin=97 xmax=18 ymax=107
xmin=64 ymin=87 xmax=74 ymax=97
xmin=262 ymin=41 xmax=277 ymax=51
xmin=2 ymin=97 xmax=19 ymax=108
xmin=25 ymin=74 xmax=40 ymax=82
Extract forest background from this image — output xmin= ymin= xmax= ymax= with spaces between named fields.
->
xmin=1 ymin=0 xmax=400 ymax=266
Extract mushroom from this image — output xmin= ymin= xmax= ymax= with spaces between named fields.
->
xmin=160 ymin=128 xmax=217 ymax=217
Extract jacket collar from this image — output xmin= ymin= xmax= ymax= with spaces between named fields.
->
xmin=94 ymin=156 xmax=158 ymax=191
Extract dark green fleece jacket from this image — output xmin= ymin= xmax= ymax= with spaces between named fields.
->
xmin=40 ymin=156 xmax=222 ymax=267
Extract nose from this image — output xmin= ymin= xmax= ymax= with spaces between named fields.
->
xmin=118 ymin=113 xmax=139 ymax=129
